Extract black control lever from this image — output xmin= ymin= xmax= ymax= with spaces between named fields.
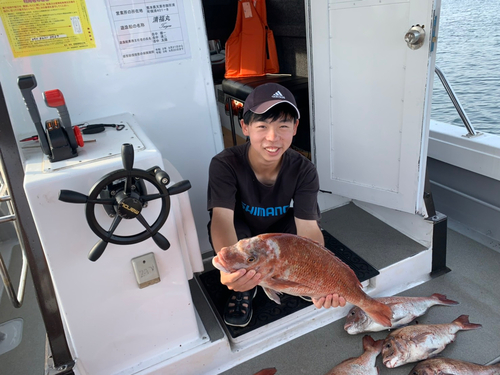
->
xmin=43 ymin=89 xmax=78 ymax=150
xmin=17 ymin=75 xmax=51 ymax=156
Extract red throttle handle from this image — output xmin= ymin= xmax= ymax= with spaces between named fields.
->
xmin=73 ymin=126 xmax=84 ymax=147
xmin=43 ymin=89 xmax=66 ymax=107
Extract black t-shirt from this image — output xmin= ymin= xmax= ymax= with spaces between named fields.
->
xmin=207 ymin=143 xmax=320 ymax=237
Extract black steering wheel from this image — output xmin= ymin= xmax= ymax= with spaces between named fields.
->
xmin=59 ymin=143 xmax=191 ymax=261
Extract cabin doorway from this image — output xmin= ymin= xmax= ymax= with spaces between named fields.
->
xmin=201 ymin=0 xmax=438 ymax=215
xmin=200 ymin=0 xmax=312 ymax=157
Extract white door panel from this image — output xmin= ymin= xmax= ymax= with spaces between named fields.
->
xmin=309 ymin=0 xmax=438 ymax=214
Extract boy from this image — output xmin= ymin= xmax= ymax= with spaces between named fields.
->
xmin=207 ymin=83 xmax=345 ymax=327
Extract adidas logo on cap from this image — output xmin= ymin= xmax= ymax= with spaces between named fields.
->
xmin=271 ymin=91 xmax=286 ymax=99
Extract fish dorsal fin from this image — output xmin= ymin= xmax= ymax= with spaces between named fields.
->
xmin=262 ymin=287 xmax=282 ymax=304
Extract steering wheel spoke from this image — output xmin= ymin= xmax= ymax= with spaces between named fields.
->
xmin=124 ymin=173 xmax=133 ymax=195
xmin=88 ymin=198 xmax=116 ymax=205
xmin=135 ymin=213 xmax=153 ymax=233
xmin=152 ymin=232 xmax=170 ymax=250
xmin=105 ymin=215 xmax=123 ymax=238
xmin=140 ymin=193 xmax=167 ymax=202
xmin=88 ymin=240 xmax=108 ymax=262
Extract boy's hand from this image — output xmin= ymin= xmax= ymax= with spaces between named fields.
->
xmin=220 ymin=268 xmax=261 ymax=292
xmin=312 ymin=294 xmax=346 ymax=309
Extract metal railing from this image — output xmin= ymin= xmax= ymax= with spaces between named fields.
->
xmin=0 ymin=81 xmax=75 ymax=373
xmin=434 ymin=65 xmax=478 ymax=137
xmin=0 ymin=174 xmax=28 ymax=308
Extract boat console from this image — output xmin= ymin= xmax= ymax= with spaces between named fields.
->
xmin=22 ymin=113 xmax=206 ymax=374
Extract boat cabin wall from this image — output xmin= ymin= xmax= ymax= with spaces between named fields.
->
xmin=0 ymin=0 xmax=435 ymax=255
xmin=0 ymin=0 xmax=317 ymax=255
xmin=0 ymin=0 xmax=224 ymax=253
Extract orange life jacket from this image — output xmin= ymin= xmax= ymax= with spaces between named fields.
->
xmin=225 ymin=0 xmax=279 ymax=78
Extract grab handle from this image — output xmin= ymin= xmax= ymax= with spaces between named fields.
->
xmin=0 ymin=195 xmax=28 ymax=308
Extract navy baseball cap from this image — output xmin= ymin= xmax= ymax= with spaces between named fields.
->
xmin=243 ymin=83 xmax=300 ymax=119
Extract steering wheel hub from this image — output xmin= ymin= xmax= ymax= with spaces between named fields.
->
xmin=117 ymin=196 xmax=142 ymax=219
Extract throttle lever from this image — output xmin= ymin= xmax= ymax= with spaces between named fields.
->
xmin=43 ymin=89 xmax=78 ymax=150
xmin=17 ymin=75 xmax=51 ymax=156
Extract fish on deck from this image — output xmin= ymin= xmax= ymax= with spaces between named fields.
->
xmin=325 ymin=335 xmax=383 ymax=375
xmin=253 ymin=368 xmax=277 ymax=375
xmin=382 ymin=314 xmax=482 ymax=368
xmin=344 ymin=293 xmax=459 ymax=334
xmin=212 ymin=233 xmax=393 ymax=327
xmin=409 ymin=357 xmax=500 ymax=374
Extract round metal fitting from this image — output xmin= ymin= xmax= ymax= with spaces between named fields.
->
xmin=405 ymin=25 xmax=425 ymax=50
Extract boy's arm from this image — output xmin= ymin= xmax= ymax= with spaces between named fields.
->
xmin=211 ymin=207 xmax=238 ymax=254
xmin=211 ymin=207 xmax=261 ymax=291
xmin=295 ymin=217 xmax=324 ymax=246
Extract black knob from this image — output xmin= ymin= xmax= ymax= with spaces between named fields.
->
xmin=59 ymin=190 xmax=88 ymax=203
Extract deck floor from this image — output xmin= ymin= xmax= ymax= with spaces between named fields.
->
xmin=1 ymin=205 xmax=499 ymax=374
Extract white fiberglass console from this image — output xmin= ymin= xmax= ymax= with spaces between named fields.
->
xmin=22 ymin=113 xmax=205 ymax=375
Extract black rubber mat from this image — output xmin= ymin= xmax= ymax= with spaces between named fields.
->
xmin=197 ymin=230 xmax=379 ymax=338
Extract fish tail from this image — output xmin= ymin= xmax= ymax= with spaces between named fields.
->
xmin=431 ymin=293 xmax=459 ymax=305
xmin=363 ymin=300 xmax=393 ymax=327
xmin=362 ymin=335 xmax=384 ymax=354
xmin=453 ymin=315 xmax=482 ymax=330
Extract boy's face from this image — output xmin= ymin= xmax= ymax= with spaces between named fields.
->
xmin=240 ymin=115 xmax=298 ymax=165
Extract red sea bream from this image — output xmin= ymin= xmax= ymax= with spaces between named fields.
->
xmin=344 ymin=293 xmax=459 ymax=334
xmin=212 ymin=233 xmax=393 ymax=327
xmin=409 ymin=357 xmax=500 ymax=374
xmin=382 ymin=315 xmax=482 ymax=368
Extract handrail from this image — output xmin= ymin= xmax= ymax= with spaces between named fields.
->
xmin=0 ymin=178 xmax=29 ymax=308
xmin=434 ymin=65 xmax=478 ymax=137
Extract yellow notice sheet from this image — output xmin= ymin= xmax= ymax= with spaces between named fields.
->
xmin=0 ymin=0 xmax=95 ymax=58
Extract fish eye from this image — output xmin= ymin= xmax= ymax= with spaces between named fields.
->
xmin=385 ymin=343 xmax=391 ymax=349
